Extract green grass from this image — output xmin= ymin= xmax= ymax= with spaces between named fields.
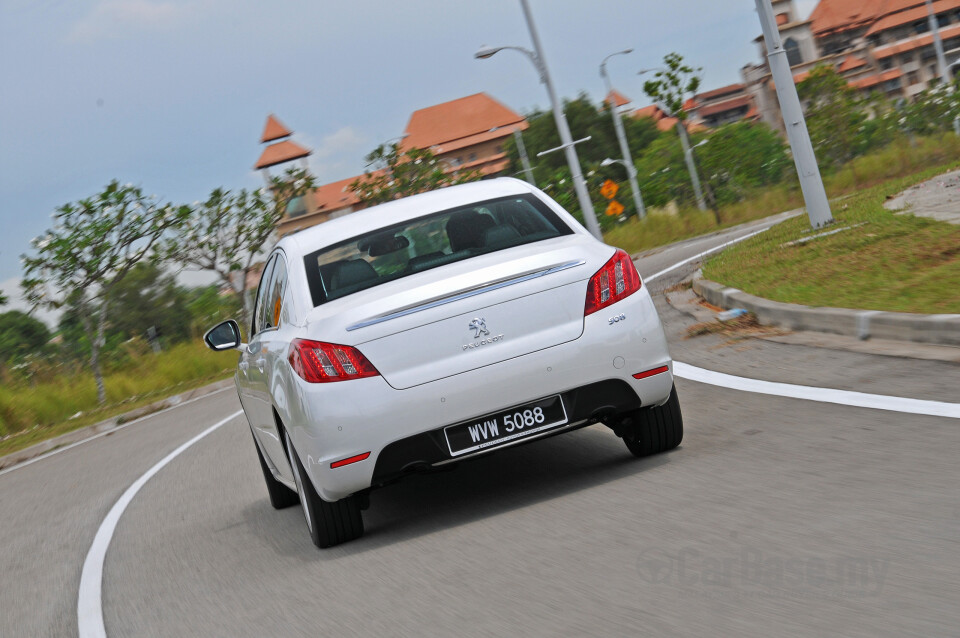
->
xmin=604 ymin=134 xmax=960 ymax=256
xmin=702 ymin=163 xmax=960 ymax=315
xmin=0 ymin=341 xmax=234 ymax=456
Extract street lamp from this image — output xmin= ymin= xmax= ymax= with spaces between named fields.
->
xmin=475 ymin=0 xmax=602 ymax=240
xmin=600 ymin=49 xmax=646 ymax=219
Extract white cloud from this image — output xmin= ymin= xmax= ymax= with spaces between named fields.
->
xmin=68 ymin=0 xmax=188 ymax=43
xmin=300 ymin=126 xmax=370 ymax=182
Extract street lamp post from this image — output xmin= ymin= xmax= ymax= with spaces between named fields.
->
xmin=600 ymin=49 xmax=646 ymax=219
xmin=755 ymin=0 xmax=833 ymax=228
xmin=476 ymin=0 xmax=602 ymax=240
xmin=925 ymin=0 xmax=960 ymax=135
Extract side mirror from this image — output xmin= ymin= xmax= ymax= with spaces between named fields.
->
xmin=203 ymin=320 xmax=244 ymax=351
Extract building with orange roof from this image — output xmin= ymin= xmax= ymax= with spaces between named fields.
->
xmin=684 ymin=83 xmax=761 ymax=128
xmin=400 ymin=92 xmax=527 ymax=177
xmin=266 ymin=93 xmax=529 ymax=235
xmin=741 ymin=0 xmax=960 ymax=131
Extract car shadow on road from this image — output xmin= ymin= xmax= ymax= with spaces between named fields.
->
xmin=257 ymin=425 xmax=677 ymax=559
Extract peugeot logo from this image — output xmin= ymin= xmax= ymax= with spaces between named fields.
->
xmin=468 ymin=317 xmax=490 ymax=339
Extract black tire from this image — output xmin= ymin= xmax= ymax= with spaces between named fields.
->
xmin=284 ymin=430 xmax=364 ymax=548
xmin=623 ymin=385 xmax=684 ymax=457
xmin=252 ymin=431 xmax=299 ymax=509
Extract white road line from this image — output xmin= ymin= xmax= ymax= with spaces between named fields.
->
xmin=674 ymin=362 xmax=960 ymax=419
xmin=74 ymin=214 xmax=958 ymax=638
xmin=77 ymin=410 xmax=244 ymax=638
xmin=0 ymin=386 xmax=234 ymax=478
xmin=644 ymin=227 xmax=769 ymax=283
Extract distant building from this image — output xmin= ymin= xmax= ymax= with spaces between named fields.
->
xmin=742 ymin=0 xmax=960 ymax=132
xmin=268 ymin=92 xmax=527 ymax=236
xmin=685 ymin=84 xmax=761 ymax=128
xmin=400 ymin=92 xmax=528 ymax=177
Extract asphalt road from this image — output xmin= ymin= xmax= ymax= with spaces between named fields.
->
xmin=2 ymin=213 xmax=958 ymax=637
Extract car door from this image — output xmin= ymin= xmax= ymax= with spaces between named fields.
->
xmin=243 ymin=255 xmax=289 ymax=474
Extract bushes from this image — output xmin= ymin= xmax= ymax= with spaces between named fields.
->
xmin=0 ymin=341 xmax=232 ymax=439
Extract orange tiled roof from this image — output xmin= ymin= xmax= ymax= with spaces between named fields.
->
xmin=838 ymin=55 xmax=868 ymax=72
xmin=852 ymin=68 xmax=904 ymax=88
xmin=433 ymin=125 xmax=525 ymax=155
xmin=311 ymin=175 xmax=363 ymax=212
xmin=793 ymin=70 xmax=812 ymax=83
xmin=697 ymin=94 xmax=754 ymax=118
xmin=657 ymin=117 xmax=680 ymax=132
xmin=605 ymin=90 xmax=632 ymax=108
xmin=254 ymin=139 xmax=311 ymax=170
xmin=401 ymin=93 xmax=526 ymax=151
xmin=634 ymin=104 xmax=666 ymax=120
xmin=260 ymin=114 xmax=292 ymax=143
xmin=865 ymin=0 xmax=960 ymax=35
xmin=874 ymin=22 xmax=960 ymax=57
xmin=696 ymin=83 xmax=746 ymax=102
xmin=809 ymin=0 xmax=910 ymax=36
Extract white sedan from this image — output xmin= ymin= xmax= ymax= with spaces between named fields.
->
xmin=204 ymin=178 xmax=682 ymax=548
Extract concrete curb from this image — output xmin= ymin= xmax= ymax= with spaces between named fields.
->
xmin=0 ymin=377 xmax=235 ymax=472
xmin=693 ymin=278 xmax=960 ymax=346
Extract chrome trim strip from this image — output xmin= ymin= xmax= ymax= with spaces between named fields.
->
xmin=346 ymin=259 xmax=586 ymax=331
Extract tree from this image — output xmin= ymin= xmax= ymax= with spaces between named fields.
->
xmin=642 ymin=52 xmax=717 ymax=219
xmin=163 ymin=167 xmax=315 ymax=329
xmin=21 ymin=181 xmax=189 ymax=404
xmin=0 ymin=310 xmax=51 ymax=364
xmin=797 ymin=64 xmax=866 ymax=168
xmin=350 ymin=143 xmax=481 ymax=206
xmin=641 ymin=53 xmax=702 ymax=126
xmin=106 ymin=261 xmax=192 ymax=347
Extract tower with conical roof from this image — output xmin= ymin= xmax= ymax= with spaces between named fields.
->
xmin=254 ymin=114 xmax=312 ymax=180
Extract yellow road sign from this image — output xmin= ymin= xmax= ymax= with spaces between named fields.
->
xmin=600 ymin=179 xmax=619 ymax=200
xmin=605 ymin=200 xmax=625 ymax=217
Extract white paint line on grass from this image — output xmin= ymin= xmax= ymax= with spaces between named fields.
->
xmin=0 ymin=386 xmax=234 ymax=478
xmin=77 ymin=410 xmax=244 ymax=638
xmin=674 ymin=362 xmax=960 ymax=419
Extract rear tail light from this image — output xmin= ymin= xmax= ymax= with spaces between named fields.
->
xmin=288 ymin=339 xmax=379 ymax=383
xmin=584 ymin=249 xmax=642 ymax=315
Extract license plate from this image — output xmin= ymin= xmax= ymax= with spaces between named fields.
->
xmin=444 ymin=395 xmax=568 ymax=457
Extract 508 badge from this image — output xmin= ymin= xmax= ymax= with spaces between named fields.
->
xmin=609 ymin=313 xmax=626 ymax=325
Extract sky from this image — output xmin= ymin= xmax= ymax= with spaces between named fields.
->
xmin=0 ymin=0 xmax=820 ymax=319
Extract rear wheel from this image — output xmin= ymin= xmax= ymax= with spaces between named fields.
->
xmin=284 ymin=429 xmax=364 ymax=548
xmin=252 ymin=431 xmax=299 ymax=509
xmin=622 ymin=385 xmax=683 ymax=457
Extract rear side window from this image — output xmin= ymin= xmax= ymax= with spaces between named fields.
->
xmin=302 ymin=194 xmax=573 ymax=307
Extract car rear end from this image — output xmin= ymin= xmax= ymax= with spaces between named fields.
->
xmin=278 ymin=180 xmax=675 ymax=501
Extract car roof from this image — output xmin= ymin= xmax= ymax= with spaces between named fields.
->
xmin=278 ymin=177 xmax=539 ymax=257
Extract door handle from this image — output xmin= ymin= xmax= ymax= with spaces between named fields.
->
xmin=238 ymin=361 xmax=249 ymax=375
xmin=255 ymin=358 xmax=266 ymax=373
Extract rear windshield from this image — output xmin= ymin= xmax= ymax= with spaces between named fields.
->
xmin=303 ymin=193 xmax=573 ymax=306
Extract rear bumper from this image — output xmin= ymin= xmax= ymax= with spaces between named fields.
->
xmin=370 ymin=378 xmax=645 ymax=486
xmin=282 ymin=287 xmax=673 ymax=501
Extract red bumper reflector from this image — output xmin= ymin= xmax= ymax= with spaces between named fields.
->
xmin=330 ymin=452 xmax=371 ymax=469
xmin=633 ymin=365 xmax=669 ymax=380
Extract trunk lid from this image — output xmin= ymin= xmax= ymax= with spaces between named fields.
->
xmin=302 ymin=236 xmax=610 ymax=390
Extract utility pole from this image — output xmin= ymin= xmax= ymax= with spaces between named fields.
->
xmin=675 ymin=122 xmax=707 ymax=211
xmin=513 ymin=128 xmax=536 ymax=186
xmin=925 ymin=0 xmax=960 ymax=135
xmin=517 ymin=0 xmax=602 ymax=240
xmin=756 ymin=0 xmax=833 ymax=228
xmin=600 ymin=50 xmax=646 ymax=218
xmin=926 ymin=0 xmax=950 ymax=83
